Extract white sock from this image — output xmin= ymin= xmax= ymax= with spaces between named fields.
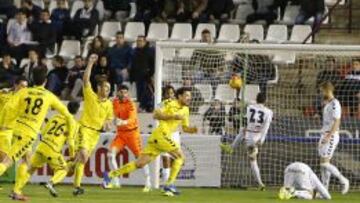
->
xmin=143 ymin=165 xmax=151 ymax=187
xmin=231 ymin=133 xmax=243 ymax=149
xmin=294 ymin=190 xmax=313 ymax=200
xmin=162 ymin=168 xmax=170 ymax=183
xmin=109 ymin=150 xmax=120 ymax=186
xmin=320 ymin=167 xmax=331 ymax=189
xmin=321 ymin=163 xmax=346 ymax=184
xmin=250 ymin=160 xmax=263 ymax=186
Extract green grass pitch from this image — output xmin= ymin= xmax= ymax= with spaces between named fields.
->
xmin=0 ymin=184 xmax=359 ymax=203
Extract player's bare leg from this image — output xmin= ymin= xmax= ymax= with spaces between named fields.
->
xmin=248 ymin=146 xmax=265 ymax=190
xmin=73 ymin=148 xmax=89 ymax=196
xmin=320 ymin=157 xmax=349 ymax=194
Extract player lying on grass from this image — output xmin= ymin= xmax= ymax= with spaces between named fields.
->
xmin=105 ymin=84 xmax=152 ymax=192
xmin=221 ymin=93 xmax=273 ymax=190
xmin=0 ymin=76 xmax=28 ymax=191
xmin=103 ymin=87 xmax=197 ymax=196
xmin=0 ymin=67 xmax=77 ymax=201
xmin=10 ymin=101 xmax=80 ymax=200
xmin=72 ymin=54 xmax=113 ymax=196
xmin=278 ymin=162 xmax=331 ymax=200
xmin=317 ymin=81 xmax=349 ymax=194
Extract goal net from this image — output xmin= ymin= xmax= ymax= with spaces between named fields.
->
xmin=155 ymin=42 xmax=360 ymax=190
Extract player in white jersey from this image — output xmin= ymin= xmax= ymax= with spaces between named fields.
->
xmin=278 ymin=162 xmax=331 ymax=200
xmin=161 ymin=85 xmax=181 ymax=184
xmin=221 ymin=93 xmax=273 ymax=190
xmin=318 ymin=82 xmax=349 ymax=194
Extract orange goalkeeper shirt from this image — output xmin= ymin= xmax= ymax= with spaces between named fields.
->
xmin=113 ymin=97 xmax=139 ymax=132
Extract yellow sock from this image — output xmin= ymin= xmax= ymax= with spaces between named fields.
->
xmin=109 ymin=162 xmax=137 ymax=178
xmin=13 ymin=163 xmax=30 ymax=194
xmin=0 ymin=163 xmax=7 ymax=176
xmin=74 ymin=163 xmax=84 ymax=188
xmin=51 ymin=169 xmax=67 ymax=185
xmin=166 ymin=157 xmax=184 ymax=185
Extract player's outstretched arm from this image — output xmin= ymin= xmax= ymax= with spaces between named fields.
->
xmin=153 ymin=109 xmax=183 ymax=121
xmin=83 ymin=54 xmax=98 ymax=87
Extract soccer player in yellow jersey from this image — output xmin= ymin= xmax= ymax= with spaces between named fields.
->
xmin=103 ymin=87 xmax=197 ymax=196
xmin=10 ymin=101 xmax=80 ymax=199
xmin=72 ymin=54 xmax=113 ymax=196
xmin=0 ymin=67 xmax=76 ymax=201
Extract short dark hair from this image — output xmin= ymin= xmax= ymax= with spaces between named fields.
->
xmin=15 ymin=76 xmax=28 ymax=85
xmin=67 ymin=101 xmax=80 ymax=115
xmin=175 ymin=87 xmax=191 ymax=98
xmin=75 ymin=55 xmax=83 ymax=60
xmin=32 ymin=66 xmax=48 ymax=86
xmin=23 ymin=0 xmax=33 ymax=5
xmin=162 ymin=85 xmax=175 ymax=98
xmin=116 ymin=31 xmax=124 ymax=36
xmin=201 ymin=29 xmax=210 ymax=35
xmin=352 ymin=58 xmax=360 ymax=64
xmin=16 ymin=9 xmax=27 ymax=15
xmin=256 ymin=92 xmax=266 ymax=104
xmin=53 ymin=55 xmax=65 ymax=65
xmin=118 ymin=84 xmax=129 ymax=91
xmin=41 ymin=9 xmax=50 ymax=14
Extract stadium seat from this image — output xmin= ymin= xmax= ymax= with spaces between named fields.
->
xmin=215 ymin=84 xmax=236 ymax=103
xmin=240 ymin=84 xmax=260 ymax=103
xmin=217 ymin=24 xmax=240 ymax=42
xmin=96 ymin=0 xmax=105 ymax=21
xmin=280 ymin=5 xmax=300 ymax=25
xmin=194 ymin=23 xmax=216 ymax=41
xmin=272 ymin=52 xmax=296 ymax=64
xmin=194 ymin=84 xmax=213 ymax=102
xmin=59 ymin=40 xmax=81 ymax=59
xmin=163 ymin=63 xmax=182 ymax=83
xmin=326 ymin=0 xmax=345 ymax=6
xmin=129 ymin=2 xmax=137 ymax=19
xmin=244 ymin=24 xmax=264 ymax=41
xmin=70 ymin=0 xmax=84 ymax=19
xmin=289 ymin=25 xmax=312 ymax=44
xmin=100 ymin=21 xmax=121 ymax=40
xmin=198 ymin=104 xmax=210 ymax=115
xmin=170 ymin=23 xmax=193 ymax=41
xmin=147 ymin=23 xmax=169 ymax=41
xmin=264 ymin=24 xmax=288 ymax=43
xmin=231 ymin=4 xmax=254 ymax=24
xmin=32 ymin=0 xmax=45 ymax=8
xmin=124 ymin=22 xmax=145 ymax=41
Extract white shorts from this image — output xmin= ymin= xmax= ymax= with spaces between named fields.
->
xmin=284 ymin=167 xmax=313 ymax=191
xmin=162 ymin=131 xmax=181 ymax=158
xmin=318 ymin=132 xmax=339 ymax=158
xmin=244 ymin=132 xmax=261 ymax=147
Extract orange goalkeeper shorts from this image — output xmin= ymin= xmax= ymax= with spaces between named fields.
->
xmin=110 ymin=130 xmax=142 ymax=157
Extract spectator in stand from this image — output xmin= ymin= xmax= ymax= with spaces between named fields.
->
xmin=206 ymin=0 xmax=234 ymax=23
xmin=21 ymin=49 xmax=42 ymax=85
xmin=6 ymin=9 xmax=32 ymax=63
xmin=0 ymin=21 xmax=5 ymax=55
xmin=91 ymin=55 xmax=110 ymax=89
xmin=0 ymin=53 xmax=22 ymax=87
xmin=177 ymin=0 xmax=208 ymax=28
xmin=71 ymin=0 xmax=99 ymax=40
xmin=21 ymin=0 xmax=42 ymax=22
xmin=0 ymin=0 xmax=17 ymax=19
xmin=183 ymin=78 xmax=204 ymax=114
xmin=63 ymin=55 xmax=85 ymax=101
xmin=87 ymin=36 xmax=107 ymax=57
xmin=228 ymin=98 xmax=241 ymax=134
xmin=107 ymin=31 xmax=132 ymax=88
xmin=246 ymin=0 xmax=278 ymax=25
xmin=203 ymin=99 xmax=226 ymax=135
xmin=156 ymin=0 xmax=182 ymax=22
xmin=162 ymin=84 xmax=175 ymax=100
xmin=340 ymin=59 xmax=360 ymax=117
xmin=29 ymin=9 xmax=57 ymax=56
xmin=295 ymin=0 xmax=325 ymax=29
xmin=134 ymin=0 xmax=160 ymax=28
xmin=103 ymin=0 xmax=131 ymax=20
xmin=129 ymin=35 xmax=155 ymax=112
xmin=46 ymin=55 xmax=68 ymax=96
xmin=51 ymin=0 xmax=71 ymax=43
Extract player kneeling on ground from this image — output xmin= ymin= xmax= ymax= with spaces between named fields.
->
xmin=221 ymin=93 xmax=273 ymax=190
xmin=279 ymin=162 xmax=331 ymax=200
xmin=103 ymin=87 xmax=197 ymax=196
xmin=11 ymin=101 xmax=80 ymax=199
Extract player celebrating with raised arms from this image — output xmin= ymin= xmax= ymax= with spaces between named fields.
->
xmin=221 ymin=93 xmax=273 ymax=190
xmin=72 ymin=54 xmax=113 ymax=196
xmin=278 ymin=162 xmax=331 ymax=200
xmin=103 ymin=87 xmax=197 ymax=196
xmin=0 ymin=67 xmax=76 ymax=201
xmin=318 ymin=82 xmax=349 ymax=193
xmin=11 ymin=101 xmax=80 ymax=199
xmin=105 ymin=84 xmax=152 ymax=192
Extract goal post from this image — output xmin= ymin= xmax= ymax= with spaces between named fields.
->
xmin=154 ymin=42 xmax=360 ymax=190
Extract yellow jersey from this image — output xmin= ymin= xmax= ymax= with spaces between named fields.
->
xmin=157 ymin=99 xmax=190 ymax=135
xmin=0 ymin=90 xmax=13 ymax=112
xmin=79 ymin=85 xmax=113 ymax=131
xmin=0 ymin=86 xmax=76 ymax=138
xmin=39 ymin=114 xmax=78 ymax=156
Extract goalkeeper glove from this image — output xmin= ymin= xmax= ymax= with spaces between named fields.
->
xmin=116 ymin=118 xmax=128 ymax=126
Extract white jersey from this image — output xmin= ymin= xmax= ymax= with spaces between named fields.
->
xmin=245 ymin=104 xmax=273 ymax=145
xmin=284 ymin=162 xmax=331 ymax=199
xmin=321 ymin=98 xmax=341 ymax=133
